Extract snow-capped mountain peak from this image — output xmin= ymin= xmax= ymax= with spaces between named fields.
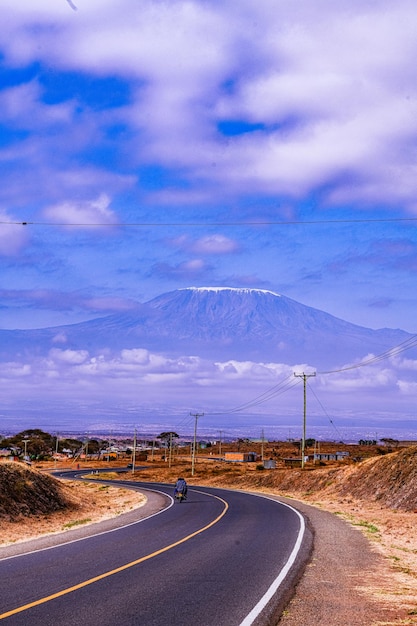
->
xmin=181 ymin=286 xmax=282 ymax=297
xmin=0 ymin=287 xmax=412 ymax=368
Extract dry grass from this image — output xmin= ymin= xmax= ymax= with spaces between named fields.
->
xmin=0 ymin=464 xmax=145 ymax=546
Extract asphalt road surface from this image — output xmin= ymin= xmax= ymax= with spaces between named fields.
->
xmin=0 ymin=473 xmax=311 ymax=626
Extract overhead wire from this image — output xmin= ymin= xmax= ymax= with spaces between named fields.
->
xmin=187 ymin=330 xmax=417 ymax=424
xmin=174 ymin=414 xmax=195 ymax=431
xmin=159 ymin=331 xmax=417 ymax=427
xmin=206 ymin=373 xmax=301 ymax=416
xmin=307 ymin=381 xmax=344 ymax=442
xmin=2 ymin=216 xmax=417 ymax=228
xmin=318 ymin=333 xmax=417 ymax=375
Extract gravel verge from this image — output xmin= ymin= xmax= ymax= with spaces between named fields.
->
xmin=275 ymin=496 xmax=406 ymax=626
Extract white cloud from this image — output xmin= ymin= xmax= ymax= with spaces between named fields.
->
xmin=215 ymin=360 xmax=290 ymax=381
xmin=182 ymin=259 xmax=206 ymax=271
xmin=0 ymin=81 xmax=73 ymax=129
xmin=0 ymin=362 xmax=32 ymax=377
xmin=2 ymin=1 xmax=417 ymax=208
xmin=52 ymin=333 xmax=68 ymax=344
xmin=170 ymin=234 xmax=240 ymax=255
xmin=153 ymin=258 xmax=211 ymax=280
xmin=121 ymin=348 xmax=150 ymax=365
xmin=318 ymin=365 xmax=397 ymax=392
xmin=0 ymin=342 xmax=416 ymax=427
xmin=397 ymin=380 xmax=417 ymax=394
xmin=49 ymin=348 xmax=89 ymax=364
xmin=192 ymin=235 xmax=240 ymax=255
xmin=389 ymin=355 xmax=417 ymax=372
xmin=43 ymin=193 xmax=118 ymax=226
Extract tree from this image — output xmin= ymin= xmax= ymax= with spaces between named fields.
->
xmin=60 ymin=438 xmax=83 ymax=457
xmin=86 ymin=439 xmax=100 ymax=455
xmin=380 ymin=437 xmax=399 ymax=448
xmin=3 ymin=429 xmax=54 ymax=459
xmin=157 ymin=432 xmax=179 ymax=462
xmin=157 ymin=432 xmax=179 ymax=446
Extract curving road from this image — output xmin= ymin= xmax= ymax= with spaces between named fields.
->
xmin=0 ymin=473 xmax=311 ymax=626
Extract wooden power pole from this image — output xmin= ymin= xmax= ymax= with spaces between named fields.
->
xmin=294 ymin=372 xmax=316 ymax=468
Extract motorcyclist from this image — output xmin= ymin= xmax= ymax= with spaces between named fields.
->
xmin=174 ymin=477 xmax=188 ymax=499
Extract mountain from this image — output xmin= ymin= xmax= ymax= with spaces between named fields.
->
xmin=0 ymin=287 xmax=413 ymax=368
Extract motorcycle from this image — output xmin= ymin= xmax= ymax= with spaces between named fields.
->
xmin=174 ymin=489 xmax=186 ymax=503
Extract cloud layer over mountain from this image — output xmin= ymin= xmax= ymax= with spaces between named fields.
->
xmin=1 ymin=288 xmax=416 ymax=438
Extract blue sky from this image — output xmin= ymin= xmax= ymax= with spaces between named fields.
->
xmin=1 ymin=1 xmax=417 ymax=438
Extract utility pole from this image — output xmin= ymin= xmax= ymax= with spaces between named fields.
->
xmin=22 ymin=438 xmax=30 ymax=461
xmin=55 ymin=433 xmax=59 ymax=469
xmin=294 ymin=372 xmax=316 ymax=469
xmin=261 ymin=428 xmax=265 ymax=462
xmin=219 ymin=430 xmax=223 ymax=457
xmin=132 ymin=427 xmax=137 ymax=474
xmin=168 ymin=432 xmax=173 ymax=468
xmin=190 ymin=412 xmax=204 ymax=476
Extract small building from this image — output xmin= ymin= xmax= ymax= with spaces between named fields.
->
xmin=102 ymin=452 xmax=118 ymax=461
xmin=224 ymin=451 xmax=258 ymax=462
xmin=263 ymin=459 xmax=276 ymax=469
xmin=314 ymin=451 xmax=350 ymax=462
xmin=0 ymin=449 xmax=15 ymax=462
xmin=133 ymin=452 xmax=148 ymax=462
xmin=283 ymin=458 xmax=303 ymax=468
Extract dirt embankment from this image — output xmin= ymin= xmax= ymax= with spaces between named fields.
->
xmin=0 ymin=463 xmax=75 ymax=520
xmin=197 ymin=446 xmax=417 ymax=512
xmin=0 ymin=463 xmax=145 ymax=544
xmin=2 ymin=446 xmax=416 ymax=522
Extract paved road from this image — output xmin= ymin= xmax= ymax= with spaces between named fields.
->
xmin=0 ymin=475 xmax=311 ymax=626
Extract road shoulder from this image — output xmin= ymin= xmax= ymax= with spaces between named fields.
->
xmin=275 ymin=496 xmax=406 ymax=626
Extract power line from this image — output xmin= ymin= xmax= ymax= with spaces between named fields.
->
xmin=206 ymin=374 xmax=300 ymax=415
xmin=2 ymin=216 xmax=417 ymax=228
xmin=307 ymin=381 xmax=344 ymax=442
xmin=318 ymin=333 xmax=417 ymax=375
xmin=174 ymin=413 xmax=195 ymax=430
xmin=196 ymin=331 xmax=417 ymax=426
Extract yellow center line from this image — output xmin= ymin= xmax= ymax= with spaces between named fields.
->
xmin=0 ymin=492 xmax=228 ymax=620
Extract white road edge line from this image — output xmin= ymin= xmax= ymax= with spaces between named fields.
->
xmin=2 ymin=479 xmax=306 ymax=625
xmin=239 ymin=496 xmax=305 ymax=626
xmin=0 ymin=485 xmax=174 ymax=562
